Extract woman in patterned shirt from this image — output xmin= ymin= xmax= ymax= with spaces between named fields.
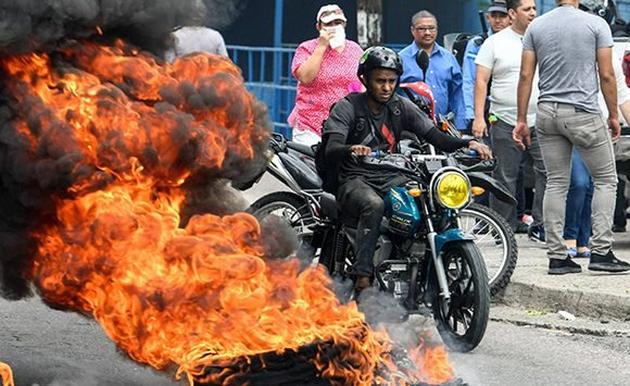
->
xmin=288 ymin=4 xmax=364 ymax=146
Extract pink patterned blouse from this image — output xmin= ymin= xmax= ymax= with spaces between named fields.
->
xmin=288 ymin=39 xmax=364 ymax=135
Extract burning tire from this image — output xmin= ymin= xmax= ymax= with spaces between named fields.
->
xmin=431 ymin=241 xmax=490 ymax=353
xmin=190 ymin=323 xmax=453 ymax=386
xmin=192 ymin=338 xmax=340 ymax=386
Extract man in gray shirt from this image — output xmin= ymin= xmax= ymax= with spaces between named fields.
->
xmin=164 ymin=26 xmax=228 ymax=62
xmin=514 ymin=0 xmax=630 ymax=274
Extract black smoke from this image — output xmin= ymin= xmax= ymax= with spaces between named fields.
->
xmin=0 ymin=0 xmax=246 ymax=55
xmin=0 ymin=1 xmax=271 ymax=300
xmin=202 ymin=0 xmax=249 ymax=30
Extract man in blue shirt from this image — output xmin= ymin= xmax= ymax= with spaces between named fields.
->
xmin=462 ymin=1 xmax=510 ymax=129
xmin=400 ymin=10 xmax=466 ymax=130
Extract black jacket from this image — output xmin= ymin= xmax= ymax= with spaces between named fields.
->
xmin=321 ymin=92 xmax=471 ymax=194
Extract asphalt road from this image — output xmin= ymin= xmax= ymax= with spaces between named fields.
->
xmin=2 ymin=296 xmax=629 ymax=386
xmin=451 ymin=321 xmax=630 ymax=386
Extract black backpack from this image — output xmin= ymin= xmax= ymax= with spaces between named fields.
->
xmin=451 ymin=32 xmax=487 ymax=67
xmin=314 ymin=93 xmax=405 ymax=194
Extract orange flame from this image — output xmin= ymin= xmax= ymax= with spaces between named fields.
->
xmin=0 ymin=362 xmax=14 ymax=386
xmin=410 ymin=341 xmax=455 ymax=384
xmin=0 ymin=40 xmax=456 ymax=385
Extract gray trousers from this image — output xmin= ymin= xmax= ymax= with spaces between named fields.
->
xmin=536 ymin=102 xmax=617 ymax=259
xmin=490 ymin=119 xmax=546 ymax=230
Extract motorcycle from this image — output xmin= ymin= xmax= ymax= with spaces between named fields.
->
xmin=310 ymin=142 xmax=489 ymax=352
xmin=242 ymin=49 xmax=518 ymax=296
xmin=240 ymin=134 xmax=491 ymax=351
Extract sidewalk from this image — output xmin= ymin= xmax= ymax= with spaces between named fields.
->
xmin=497 ymin=232 xmax=630 ymax=321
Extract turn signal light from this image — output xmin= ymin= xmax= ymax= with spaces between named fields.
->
xmin=408 ymin=188 xmax=422 ymax=197
xmin=471 ymin=186 xmax=485 ymax=196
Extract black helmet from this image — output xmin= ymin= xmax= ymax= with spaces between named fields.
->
xmin=579 ymin=0 xmax=617 ymax=25
xmin=357 ymin=46 xmax=403 ymax=78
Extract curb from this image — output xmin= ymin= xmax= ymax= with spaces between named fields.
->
xmin=488 ymin=305 xmax=630 ymax=338
xmin=495 ymin=280 xmax=630 ymax=321
xmin=490 ymin=316 xmax=630 ymax=338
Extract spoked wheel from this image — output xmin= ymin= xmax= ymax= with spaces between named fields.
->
xmin=432 ymin=241 xmax=490 ymax=352
xmin=248 ymin=191 xmax=316 ymax=249
xmin=459 ymin=203 xmax=518 ymax=296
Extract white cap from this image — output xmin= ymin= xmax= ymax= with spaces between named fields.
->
xmin=317 ymin=4 xmax=347 ymax=24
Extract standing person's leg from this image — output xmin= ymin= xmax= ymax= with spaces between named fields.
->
xmin=576 ymin=177 xmax=594 ymax=257
xmin=536 ymin=103 xmax=580 ymax=274
xmin=516 ymin=157 xmax=526 ymax=222
xmin=562 ymin=110 xmax=629 ymax=272
xmin=563 ymin=150 xmax=592 ymax=256
xmin=490 ymin=119 xmax=525 ymax=232
xmin=612 ymin=176 xmax=627 ymax=232
xmin=520 ymin=152 xmax=535 ymax=221
xmin=527 ymin=127 xmax=547 ymax=241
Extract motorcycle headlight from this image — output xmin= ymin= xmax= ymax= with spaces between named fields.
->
xmin=434 ymin=171 xmax=470 ymax=209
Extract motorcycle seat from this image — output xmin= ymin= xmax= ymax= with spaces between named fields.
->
xmin=287 ymin=141 xmax=316 ymax=158
xmin=278 ymin=152 xmax=322 ymax=190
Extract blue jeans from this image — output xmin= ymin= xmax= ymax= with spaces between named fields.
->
xmin=563 ymin=150 xmax=593 ymax=248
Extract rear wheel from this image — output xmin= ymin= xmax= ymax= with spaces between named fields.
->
xmin=248 ymin=191 xmax=316 ymax=252
xmin=431 ymin=241 xmax=490 ymax=352
xmin=459 ymin=203 xmax=518 ymax=296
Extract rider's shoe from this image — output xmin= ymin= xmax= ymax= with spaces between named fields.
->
xmin=588 ymin=251 xmax=630 ymax=272
xmin=352 ymin=276 xmax=372 ymax=302
xmin=548 ymin=257 xmax=582 ymax=275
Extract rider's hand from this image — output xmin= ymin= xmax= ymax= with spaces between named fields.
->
xmin=468 ymin=140 xmax=492 ymax=160
xmin=317 ymin=28 xmax=333 ymax=48
xmin=609 ymin=116 xmax=621 ymax=141
xmin=350 ymin=145 xmax=372 ymax=156
xmin=512 ymin=121 xmax=531 ymax=151
xmin=471 ymin=117 xmax=488 ymax=139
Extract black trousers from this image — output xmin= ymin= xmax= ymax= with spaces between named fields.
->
xmin=337 ymin=178 xmax=385 ymax=277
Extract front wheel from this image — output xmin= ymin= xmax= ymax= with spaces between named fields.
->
xmin=431 ymin=241 xmax=490 ymax=352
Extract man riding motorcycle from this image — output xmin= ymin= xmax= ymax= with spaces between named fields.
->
xmin=320 ymin=46 xmax=492 ymax=294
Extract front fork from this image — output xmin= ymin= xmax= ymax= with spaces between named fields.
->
xmin=421 ymin=201 xmax=452 ymax=301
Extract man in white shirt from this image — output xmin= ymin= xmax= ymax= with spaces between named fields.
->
xmin=471 ymin=0 xmax=545 ymax=238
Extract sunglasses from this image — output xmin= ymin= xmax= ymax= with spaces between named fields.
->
xmin=413 ymin=26 xmax=437 ymax=32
